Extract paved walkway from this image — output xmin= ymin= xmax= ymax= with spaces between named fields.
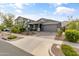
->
xmin=52 ymin=39 xmax=79 ymax=48
xmin=63 ymin=41 xmax=79 ymax=48
xmin=0 ymin=39 xmax=33 ymax=56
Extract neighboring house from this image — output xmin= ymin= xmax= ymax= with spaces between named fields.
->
xmin=15 ymin=16 xmax=61 ymax=32
xmin=15 ymin=16 xmax=34 ymax=30
xmin=15 ymin=16 xmax=30 ymax=28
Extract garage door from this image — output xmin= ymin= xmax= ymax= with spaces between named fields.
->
xmin=42 ymin=24 xmax=58 ymax=32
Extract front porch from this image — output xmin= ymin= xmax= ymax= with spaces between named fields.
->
xmin=29 ymin=24 xmax=42 ymax=31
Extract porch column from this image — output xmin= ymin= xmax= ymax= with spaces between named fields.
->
xmin=28 ymin=25 xmax=30 ymax=31
xmin=37 ymin=24 xmax=40 ymax=31
xmin=33 ymin=24 xmax=35 ymax=30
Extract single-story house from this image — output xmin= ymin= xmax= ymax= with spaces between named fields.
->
xmin=28 ymin=18 xmax=61 ymax=32
xmin=15 ymin=16 xmax=61 ymax=32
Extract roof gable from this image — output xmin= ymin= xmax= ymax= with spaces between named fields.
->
xmin=37 ymin=18 xmax=59 ymax=23
xmin=15 ymin=16 xmax=30 ymax=20
xmin=29 ymin=18 xmax=60 ymax=24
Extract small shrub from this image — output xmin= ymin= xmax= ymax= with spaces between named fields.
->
xmin=0 ymin=24 xmax=6 ymax=31
xmin=8 ymin=35 xmax=17 ymax=39
xmin=65 ymin=30 xmax=79 ymax=42
xmin=11 ymin=26 xmax=21 ymax=33
xmin=56 ymin=30 xmax=62 ymax=37
xmin=60 ymin=27 xmax=66 ymax=32
xmin=61 ymin=44 xmax=79 ymax=56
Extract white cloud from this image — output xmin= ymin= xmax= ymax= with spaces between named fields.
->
xmin=15 ymin=9 xmax=22 ymax=13
xmin=14 ymin=3 xmax=23 ymax=9
xmin=48 ymin=3 xmax=62 ymax=8
xmin=14 ymin=3 xmax=35 ymax=9
xmin=0 ymin=3 xmax=35 ymax=16
xmin=49 ymin=3 xmax=63 ymax=6
xmin=14 ymin=3 xmax=35 ymax=15
xmin=24 ymin=3 xmax=34 ymax=6
xmin=54 ymin=7 xmax=76 ymax=15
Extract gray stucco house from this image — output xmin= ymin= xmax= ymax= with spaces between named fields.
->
xmin=15 ymin=16 xmax=61 ymax=32
xmin=29 ymin=18 xmax=61 ymax=32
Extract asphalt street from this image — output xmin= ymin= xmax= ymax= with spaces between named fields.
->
xmin=0 ymin=40 xmax=33 ymax=56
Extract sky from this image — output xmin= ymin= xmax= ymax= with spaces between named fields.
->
xmin=0 ymin=3 xmax=79 ymax=21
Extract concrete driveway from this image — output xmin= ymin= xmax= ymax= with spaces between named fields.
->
xmin=33 ymin=32 xmax=56 ymax=39
xmin=0 ymin=39 xmax=33 ymax=56
xmin=9 ymin=32 xmax=55 ymax=56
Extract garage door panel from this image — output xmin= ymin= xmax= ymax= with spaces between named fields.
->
xmin=42 ymin=24 xmax=57 ymax=32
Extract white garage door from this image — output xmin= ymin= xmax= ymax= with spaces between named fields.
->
xmin=43 ymin=24 xmax=58 ymax=32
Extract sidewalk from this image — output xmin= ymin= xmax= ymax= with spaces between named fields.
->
xmin=53 ymin=39 xmax=79 ymax=48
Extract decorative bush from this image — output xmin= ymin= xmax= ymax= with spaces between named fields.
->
xmin=56 ymin=28 xmax=63 ymax=37
xmin=11 ymin=26 xmax=21 ymax=33
xmin=0 ymin=24 xmax=6 ymax=31
xmin=65 ymin=30 xmax=79 ymax=42
xmin=8 ymin=35 xmax=17 ymax=39
xmin=61 ymin=44 xmax=79 ymax=56
xmin=60 ymin=27 xmax=66 ymax=32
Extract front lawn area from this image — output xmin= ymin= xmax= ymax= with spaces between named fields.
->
xmin=0 ymin=32 xmax=23 ymax=41
xmin=61 ymin=44 xmax=79 ymax=56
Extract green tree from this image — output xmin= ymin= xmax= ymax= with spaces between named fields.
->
xmin=0 ymin=13 xmax=14 ymax=28
xmin=67 ymin=21 xmax=76 ymax=30
xmin=0 ymin=12 xmax=15 ymax=36
xmin=66 ymin=16 xmax=79 ymax=30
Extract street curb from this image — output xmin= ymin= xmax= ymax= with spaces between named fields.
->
xmin=48 ymin=47 xmax=55 ymax=56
